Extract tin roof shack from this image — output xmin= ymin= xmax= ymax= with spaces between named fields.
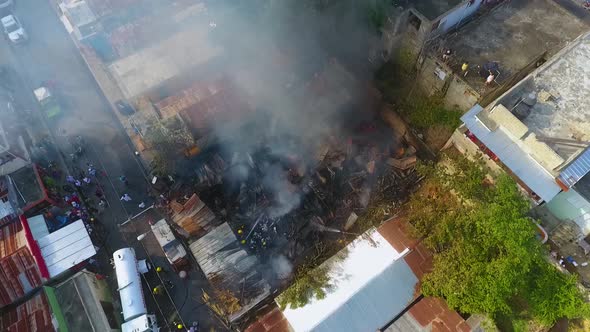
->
xmin=0 ymin=291 xmax=54 ymax=332
xmin=189 ymin=222 xmax=271 ymax=323
xmin=47 ymin=270 xmax=121 ymax=331
xmin=416 ymin=0 xmax=587 ymax=111
xmin=169 ymin=193 xmax=218 ymax=238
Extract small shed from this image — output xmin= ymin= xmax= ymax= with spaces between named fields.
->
xmin=170 ymin=194 xmax=217 ymax=237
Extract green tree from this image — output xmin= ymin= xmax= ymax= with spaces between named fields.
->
xmin=410 ymin=153 xmax=590 ymax=326
xmin=527 ymin=262 xmax=590 ymax=326
xmin=277 ymin=265 xmax=333 ymax=310
xmin=144 ymin=117 xmax=194 ymax=175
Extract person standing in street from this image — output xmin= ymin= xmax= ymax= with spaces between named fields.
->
xmin=120 ymin=193 xmax=132 ymax=202
xmin=138 ymin=201 xmax=146 ymax=209
xmin=119 ymin=175 xmax=128 ymax=185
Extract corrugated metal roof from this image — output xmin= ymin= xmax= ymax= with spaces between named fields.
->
xmin=27 ymin=215 xmax=49 ymax=240
xmin=279 ymin=229 xmax=417 ymax=332
xmin=0 ymin=222 xmax=26 ymax=258
xmin=170 ymin=194 xmax=217 ymax=236
xmin=461 ymin=105 xmax=561 ymax=202
xmin=0 ymin=291 xmax=54 ymax=332
xmin=189 ymin=222 xmax=270 ymax=322
xmin=36 ymin=220 xmax=96 ymax=278
xmin=0 ymin=247 xmax=43 ymax=308
xmin=558 ymin=148 xmax=590 ymax=187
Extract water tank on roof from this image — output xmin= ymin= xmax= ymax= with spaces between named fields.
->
xmin=113 ymin=248 xmax=149 ymax=322
xmin=523 ymin=92 xmax=537 ymax=106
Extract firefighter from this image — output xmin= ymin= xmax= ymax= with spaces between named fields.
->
xmin=152 ymin=285 xmax=164 ymax=295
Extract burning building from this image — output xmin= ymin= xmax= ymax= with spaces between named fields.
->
xmin=164 ymin=56 xmax=421 ymax=324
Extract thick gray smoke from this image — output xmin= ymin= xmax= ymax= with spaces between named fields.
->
xmin=202 ymin=1 xmax=380 ymax=218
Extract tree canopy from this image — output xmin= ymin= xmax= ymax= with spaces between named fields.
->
xmin=276 ymin=265 xmax=333 ymax=310
xmin=144 ymin=117 xmax=194 ymax=175
xmin=410 ymin=152 xmax=590 ymax=326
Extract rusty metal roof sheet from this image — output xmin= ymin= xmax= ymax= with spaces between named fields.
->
xmin=0 ymin=247 xmax=43 ymax=308
xmin=170 ymin=194 xmax=217 ymax=237
xmin=0 ymin=291 xmax=53 ymax=332
xmin=0 ymin=222 xmax=26 ymax=258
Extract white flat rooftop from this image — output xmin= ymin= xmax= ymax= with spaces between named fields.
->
xmin=36 ymin=219 xmax=96 ymax=278
xmin=279 ymin=229 xmax=416 ymax=332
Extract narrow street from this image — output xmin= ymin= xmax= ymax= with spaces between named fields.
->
xmin=0 ymin=0 xmax=209 ymax=330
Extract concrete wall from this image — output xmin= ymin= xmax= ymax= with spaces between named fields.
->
xmin=448 ymin=126 xmax=503 ymax=173
xmin=79 ymin=271 xmax=121 ymax=331
xmin=417 ymin=55 xmax=479 ymax=111
xmin=444 ymin=75 xmax=479 ymax=110
xmin=546 ymin=189 xmax=590 ymax=235
xmin=417 ymin=56 xmax=450 ymax=96
xmin=522 ymin=133 xmax=564 ymax=172
xmin=437 ymin=0 xmax=484 ymax=33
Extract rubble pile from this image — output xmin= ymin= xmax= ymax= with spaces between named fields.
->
xmin=188 ymin=121 xmax=419 ymax=261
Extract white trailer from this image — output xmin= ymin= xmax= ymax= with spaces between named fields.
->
xmin=113 ymin=248 xmax=159 ymax=332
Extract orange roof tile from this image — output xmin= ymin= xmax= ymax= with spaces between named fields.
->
xmin=245 ymin=306 xmax=292 ymax=332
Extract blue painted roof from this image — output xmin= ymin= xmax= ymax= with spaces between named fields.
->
xmin=558 ymin=148 xmax=590 ymax=187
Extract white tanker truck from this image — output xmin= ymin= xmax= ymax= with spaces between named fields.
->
xmin=113 ymin=248 xmax=160 ymax=332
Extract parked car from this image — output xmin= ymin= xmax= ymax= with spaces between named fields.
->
xmin=115 ymin=99 xmax=136 ymax=116
xmin=1 ymin=14 xmax=27 ymax=44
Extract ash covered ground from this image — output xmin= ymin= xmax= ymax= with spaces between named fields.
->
xmin=160 ymin=1 xmax=421 ymax=294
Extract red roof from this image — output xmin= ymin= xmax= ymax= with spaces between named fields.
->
xmin=0 ymin=291 xmax=53 ymax=332
xmin=0 ymin=222 xmax=26 ymax=258
xmin=0 ymin=246 xmax=43 ymax=308
xmin=245 ymin=306 xmax=292 ymax=332
xmin=154 ymin=78 xmax=250 ymax=130
xmin=378 ymin=217 xmax=433 ymax=279
xmin=408 ymin=297 xmax=471 ymax=332
xmin=0 ymin=217 xmax=44 ymax=308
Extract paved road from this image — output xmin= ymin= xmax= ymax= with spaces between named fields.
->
xmin=0 ymin=1 xmax=225 ymax=330
xmin=0 ymin=0 xmax=177 ymax=328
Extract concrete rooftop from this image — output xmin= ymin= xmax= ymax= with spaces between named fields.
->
xmin=495 ymin=32 xmax=590 ymax=160
xmin=411 ymin=0 xmax=464 ymax=20
xmin=109 ymin=22 xmax=223 ymax=99
xmin=442 ymin=0 xmax=587 ymax=90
